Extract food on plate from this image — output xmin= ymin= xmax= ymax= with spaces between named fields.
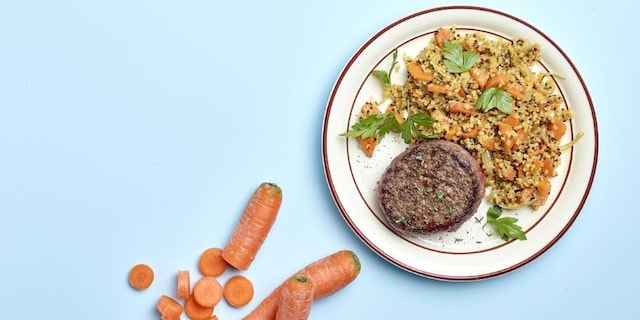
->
xmin=243 ymin=250 xmax=361 ymax=320
xmin=128 ymin=263 xmax=154 ymax=290
xmin=343 ymin=26 xmax=580 ymax=211
xmin=378 ymin=139 xmax=485 ymax=236
xmin=223 ymin=275 xmax=255 ymax=308
xmin=275 ymin=275 xmax=314 ymax=320
xmin=222 ymin=182 xmax=283 ymax=271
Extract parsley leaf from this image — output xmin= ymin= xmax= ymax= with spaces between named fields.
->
xmin=398 ymin=104 xmax=435 ymax=144
xmin=475 ymin=87 xmax=514 ymax=114
xmin=442 ymin=41 xmax=479 ymax=73
xmin=373 ymin=49 xmax=399 ymax=87
xmin=340 ymin=112 xmax=399 ymax=141
xmin=484 ymin=205 xmax=527 ymax=241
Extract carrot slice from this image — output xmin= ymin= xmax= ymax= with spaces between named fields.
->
xmin=223 ymin=275 xmax=254 ymax=308
xmin=185 ymin=294 xmax=214 ymax=320
xmin=275 ymin=275 xmax=314 ymax=320
xmin=193 ymin=276 xmax=223 ymax=308
xmin=243 ymin=250 xmax=361 ymax=320
xmin=177 ymin=270 xmax=191 ymax=300
xmin=222 ymin=182 xmax=283 ymax=271
xmin=156 ymin=295 xmax=184 ymax=318
xmin=128 ymin=263 xmax=154 ymax=291
xmin=199 ymin=248 xmax=227 ymax=277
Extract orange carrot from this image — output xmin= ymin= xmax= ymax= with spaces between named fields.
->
xmin=406 ymin=60 xmax=434 ymax=81
xmin=128 ymin=263 xmax=154 ymax=291
xmin=469 ymin=67 xmax=489 ymax=89
xmin=199 ymin=247 xmax=227 ymax=277
xmin=275 ymin=275 xmax=314 ymax=320
xmin=243 ymin=250 xmax=361 ymax=320
xmin=461 ymin=125 xmax=480 ymax=138
xmin=486 ymin=73 xmax=508 ymax=89
xmin=356 ymin=136 xmax=376 ymax=157
xmin=427 ymin=83 xmax=450 ymax=94
xmin=506 ymin=84 xmax=525 ymax=100
xmin=193 ymin=276 xmax=223 ymax=308
xmin=177 ymin=270 xmax=190 ymax=300
xmin=537 ymin=178 xmax=552 ymax=196
xmin=547 ymin=118 xmax=567 ymax=140
xmin=449 ymin=101 xmax=474 ymax=115
xmin=185 ymin=294 xmax=214 ymax=320
xmin=222 ymin=182 xmax=283 ymax=271
xmin=223 ymin=275 xmax=255 ymax=308
xmin=435 ymin=28 xmax=453 ymax=48
xmin=156 ymin=295 xmax=184 ymax=318
xmin=541 ymin=157 xmax=555 ymax=177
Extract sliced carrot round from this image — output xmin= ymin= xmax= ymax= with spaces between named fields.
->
xmin=177 ymin=270 xmax=190 ymax=300
xmin=156 ymin=295 xmax=184 ymax=318
xmin=185 ymin=294 xmax=214 ymax=319
xmin=193 ymin=276 xmax=223 ymax=308
xmin=223 ymin=275 xmax=254 ymax=308
xmin=199 ymin=248 xmax=227 ymax=277
xmin=128 ymin=263 xmax=154 ymax=290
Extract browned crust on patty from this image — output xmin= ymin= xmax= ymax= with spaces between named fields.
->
xmin=378 ymin=139 xmax=485 ymax=236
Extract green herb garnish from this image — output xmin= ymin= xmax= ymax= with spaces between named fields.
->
xmin=340 ymin=112 xmax=398 ymax=141
xmin=475 ymin=87 xmax=514 ymax=114
xmin=442 ymin=40 xmax=479 ymax=73
xmin=373 ymin=49 xmax=399 ymax=87
xmin=483 ymin=205 xmax=527 ymax=241
xmin=398 ymin=101 xmax=436 ymax=144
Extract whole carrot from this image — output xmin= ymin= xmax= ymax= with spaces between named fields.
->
xmin=243 ymin=250 xmax=361 ymax=320
xmin=275 ymin=275 xmax=314 ymax=320
xmin=222 ymin=182 xmax=282 ymax=271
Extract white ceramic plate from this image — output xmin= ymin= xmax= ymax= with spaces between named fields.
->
xmin=322 ymin=6 xmax=598 ymax=281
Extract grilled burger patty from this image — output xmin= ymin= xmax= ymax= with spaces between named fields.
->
xmin=378 ymin=139 xmax=485 ymax=236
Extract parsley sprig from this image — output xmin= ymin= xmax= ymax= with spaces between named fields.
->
xmin=475 ymin=87 xmax=514 ymax=114
xmin=340 ymin=112 xmax=398 ymax=141
xmin=483 ymin=205 xmax=527 ymax=241
xmin=442 ymin=41 xmax=479 ymax=73
xmin=340 ymin=101 xmax=436 ymax=145
xmin=372 ymin=49 xmax=399 ymax=87
xmin=398 ymin=103 xmax=437 ymax=144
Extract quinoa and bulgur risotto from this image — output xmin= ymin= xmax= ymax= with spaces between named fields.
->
xmin=342 ymin=26 xmax=582 ymax=211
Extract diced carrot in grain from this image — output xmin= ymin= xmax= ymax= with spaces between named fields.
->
xmin=435 ymin=28 xmax=453 ymax=48
xmin=407 ymin=61 xmax=434 ymax=81
xmin=356 ymin=136 xmax=376 ymax=157
xmin=427 ymin=83 xmax=450 ymax=94
xmin=449 ymin=102 xmax=474 ymax=115
xmin=486 ymin=73 xmax=509 ymax=89
xmin=469 ymin=67 xmax=489 ymax=89
xmin=537 ymin=178 xmax=552 ymax=196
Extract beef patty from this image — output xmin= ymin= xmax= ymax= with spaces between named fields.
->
xmin=378 ymin=139 xmax=485 ymax=236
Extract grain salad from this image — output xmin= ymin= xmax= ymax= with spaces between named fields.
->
xmin=342 ymin=26 xmax=580 ymax=210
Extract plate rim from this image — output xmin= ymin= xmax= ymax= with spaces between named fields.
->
xmin=321 ymin=5 xmax=599 ymax=281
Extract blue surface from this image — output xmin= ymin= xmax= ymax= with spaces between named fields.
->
xmin=0 ymin=0 xmax=633 ymax=319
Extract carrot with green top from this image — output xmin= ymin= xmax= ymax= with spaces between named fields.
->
xmin=222 ymin=182 xmax=283 ymax=271
xmin=275 ymin=275 xmax=314 ymax=320
xmin=243 ymin=250 xmax=361 ymax=320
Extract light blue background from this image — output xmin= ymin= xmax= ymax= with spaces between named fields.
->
xmin=0 ymin=0 xmax=632 ymax=319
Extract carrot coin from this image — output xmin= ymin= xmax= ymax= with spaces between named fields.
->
xmin=223 ymin=275 xmax=254 ymax=307
xmin=156 ymin=295 xmax=184 ymax=318
xmin=199 ymin=248 xmax=227 ymax=277
xmin=185 ymin=294 xmax=214 ymax=319
xmin=128 ymin=263 xmax=154 ymax=290
xmin=193 ymin=276 xmax=223 ymax=308
xmin=177 ymin=270 xmax=191 ymax=300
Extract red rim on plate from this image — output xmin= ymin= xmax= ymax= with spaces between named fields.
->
xmin=322 ymin=6 xmax=598 ymax=281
